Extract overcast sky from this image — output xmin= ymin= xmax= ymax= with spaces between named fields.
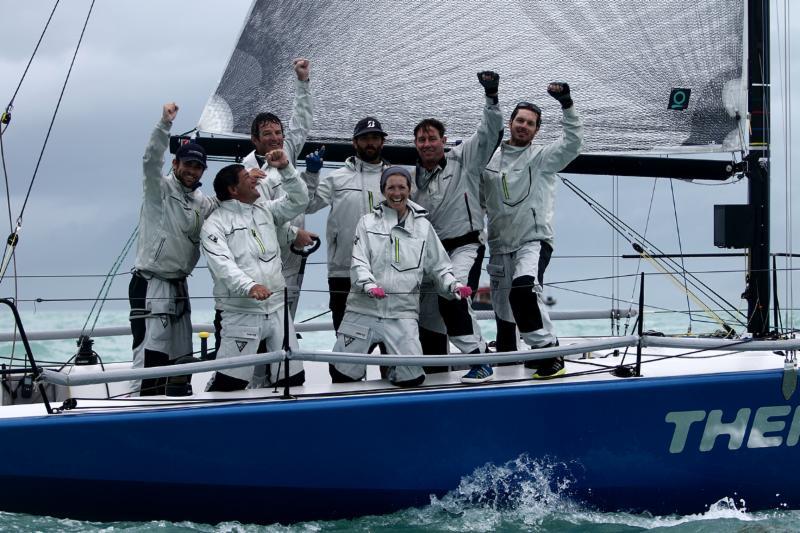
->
xmin=0 ymin=1 xmax=797 ymax=333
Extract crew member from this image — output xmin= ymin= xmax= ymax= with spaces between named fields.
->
xmin=411 ymin=71 xmax=503 ymax=384
xmin=201 ymin=150 xmax=308 ymax=391
xmin=482 ymin=83 xmax=583 ymax=378
xmin=241 ymin=58 xmax=318 ymax=318
xmin=305 ymin=117 xmax=390 ymax=380
xmin=332 ymin=166 xmax=471 ymax=387
xmin=129 ymin=103 xmax=217 ymax=396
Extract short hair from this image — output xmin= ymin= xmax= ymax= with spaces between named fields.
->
xmin=214 ymin=164 xmax=244 ymax=201
xmin=413 ymin=118 xmax=446 ymax=139
xmin=510 ymin=102 xmax=542 ymax=128
xmin=250 ymin=112 xmax=284 ymax=137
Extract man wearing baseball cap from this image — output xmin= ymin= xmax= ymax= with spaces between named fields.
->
xmin=128 ymin=102 xmax=217 ymax=396
xmin=306 ymin=115 xmax=391 ymax=382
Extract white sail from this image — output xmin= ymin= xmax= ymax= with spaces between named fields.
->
xmin=199 ymin=0 xmax=747 ymax=154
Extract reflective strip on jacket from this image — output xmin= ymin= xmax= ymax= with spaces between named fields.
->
xmin=201 ymin=165 xmax=308 ymax=314
xmin=482 ymin=106 xmax=583 ymax=254
xmin=307 ymin=156 xmax=389 ymax=278
xmin=346 ymin=200 xmax=457 ymax=319
xmin=412 ymin=95 xmax=503 ymax=240
xmin=134 ymin=119 xmax=217 ymax=279
xmin=242 ymin=79 xmax=315 ymax=275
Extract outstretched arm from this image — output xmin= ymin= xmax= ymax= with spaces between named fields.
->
xmin=141 ymin=103 xmax=176 ymax=204
xmin=539 ymin=82 xmax=583 ymax=175
xmin=460 ymin=71 xmax=504 ymax=172
xmin=283 ymin=58 xmax=313 ymax=162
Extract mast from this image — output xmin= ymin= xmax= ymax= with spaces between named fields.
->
xmin=745 ymin=0 xmax=770 ymax=336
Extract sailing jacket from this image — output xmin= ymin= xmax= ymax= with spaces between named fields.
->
xmin=242 ymin=79 xmax=314 ymax=275
xmin=201 ymin=164 xmax=308 ymax=315
xmin=307 ymin=156 xmax=389 ymax=278
xmin=482 ymin=106 xmax=583 ymax=254
xmin=135 ymin=118 xmax=217 ymax=279
xmin=346 ymin=200 xmax=458 ymax=319
xmin=412 ymin=95 xmax=503 ymax=243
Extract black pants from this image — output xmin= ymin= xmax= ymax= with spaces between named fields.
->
xmin=495 ymin=241 xmax=553 ymax=352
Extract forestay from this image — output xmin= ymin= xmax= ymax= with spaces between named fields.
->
xmin=199 ymin=0 xmax=747 ymax=154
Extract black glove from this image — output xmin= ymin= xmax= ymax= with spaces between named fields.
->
xmin=547 ymin=82 xmax=573 ymax=109
xmin=477 ymin=71 xmax=500 ymax=96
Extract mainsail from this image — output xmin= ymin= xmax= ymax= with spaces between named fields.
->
xmin=199 ymin=0 xmax=747 ymax=154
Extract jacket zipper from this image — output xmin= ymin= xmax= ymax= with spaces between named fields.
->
xmin=153 ymin=237 xmax=166 ymax=261
xmin=394 ymin=236 xmax=400 ymax=263
xmin=368 ymin=190 xmax=375 ymax=211
xmin=531 ymin=208 xmax=537 ymax=228
xmin=464 ymin=193 xmax=474 ymax=232
xmin=251 ymin=229 xmax=266 ymax=253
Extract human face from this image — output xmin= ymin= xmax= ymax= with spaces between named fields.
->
xmin=509 ymin=108 xmax=540 ymax=147
xmin=414 ymin=126 xmax=446 ymax=170
xmin=383 ymin=174 xmax=410 ymax=216
xmin=252 ymin=121 xmax=284 ymax=154
xmin=352 ymin=133 xmax=384 ymax=163
xmin=173 ymin=160 xmax=205 ymax=189
xmin=229 ymin=168 xmax=261 ymax=204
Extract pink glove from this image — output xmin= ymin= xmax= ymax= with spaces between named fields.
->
xmin=453 ymin=284 xmax=472 ymax=300
xmin=368 ymin=287 xmax=386 ymax=299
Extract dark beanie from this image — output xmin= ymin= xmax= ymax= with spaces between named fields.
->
xmin=380 ymin=165 xmax=412 ymax=192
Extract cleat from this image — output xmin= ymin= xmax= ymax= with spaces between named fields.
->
xmin=532 ymin=357 xmax=565 ymax=379
xmin=460 ymin=364 xmax=494 ymax=384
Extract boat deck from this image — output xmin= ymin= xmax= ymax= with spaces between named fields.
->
xmin=0 ymin=337 xmax=787 ymax=419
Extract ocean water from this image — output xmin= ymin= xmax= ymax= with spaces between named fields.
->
xmin=0 ymin=306 xmax=798 ymax=532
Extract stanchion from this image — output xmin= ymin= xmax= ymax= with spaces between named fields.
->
xmin=281 ymin=286 xmax=294 ymax=400
xmin=635 ymin=273 xmax=644 ymax=377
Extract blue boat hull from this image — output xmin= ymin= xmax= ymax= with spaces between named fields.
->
xmin=0 ymin=368 xmax=795 ymax=524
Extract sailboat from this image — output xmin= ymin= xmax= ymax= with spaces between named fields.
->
xmin=0 ymin=0 xmax=797 ymax=525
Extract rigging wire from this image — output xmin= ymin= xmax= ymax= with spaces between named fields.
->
xmin=0 ymin=1 xmax=61 ymax=134
xmin=562 ymin=176 xmax=746 ymax=328
xmin=669 ymin=179 xmax=693 ymax=331
xmin=0 ymin=0 xmax=97 ymax=287
xmin=80 ymin=227 xmax=139 ymax=337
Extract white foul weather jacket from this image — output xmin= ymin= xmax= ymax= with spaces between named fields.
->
xmin=346 ymin=200 xmax=458 ymax=319
xmin=482 ymin=106 xmax=583 ymax=254
xmin=134 ymin=119 xmax=217 ymax=279
xmin=306 ymin=156 xmax=389 ymax=278
xmin=412 ymin=95 xmax=503 ymax=242
xmin=200 ymin=165 xmax=308 ymax=315
xmin=242 ymin=79 xmax=314 ymax=274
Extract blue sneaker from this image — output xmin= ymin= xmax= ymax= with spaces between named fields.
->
xmin=461 ymin=364 xmax=494 ymax=384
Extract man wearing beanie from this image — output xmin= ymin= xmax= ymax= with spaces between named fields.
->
xmin=411 ymin=71 xmax=504 ymax=384
xmin=331 ymin=166 xmax=470 ymax=387
xmin=128 ymin=103 xmax=217 ymax=395
xmin=306 ymin=116 xmax=391 ymax=382
xmin=482 ymin=83 xmax=583 ymax=379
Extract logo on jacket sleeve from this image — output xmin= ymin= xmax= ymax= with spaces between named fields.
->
xmin=208 ymin=234 xmax=218 ymax=243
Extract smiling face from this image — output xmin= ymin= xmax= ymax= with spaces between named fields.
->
xmin=172 ymin=160 xmax=205 ymax=189
xmin=383 ymin=174 xmax=411 ymax=217
xmin=414 ymin=125 xmax=446 ymax=170
xmin=508 ymin=108 xmax=540 ymax=147
xmin=229 ymin=168 xmax=261 ymax=204
xmin=352 ymin=132 xmax=384 ymax=164
xmin=252 ymin=120 xmax=285 ymax=154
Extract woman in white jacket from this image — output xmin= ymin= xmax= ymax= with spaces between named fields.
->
xmin=332 ymin=166 xmax=472 ymax=387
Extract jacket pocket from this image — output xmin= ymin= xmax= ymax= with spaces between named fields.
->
xmin=390 ymin=235 xmax=424 ymax=272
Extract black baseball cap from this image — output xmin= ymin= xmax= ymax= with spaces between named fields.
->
xmin=175 ymin=142 xmax=207 ymax=169
xmin=353 ymin=117 xmax=387 ymax=138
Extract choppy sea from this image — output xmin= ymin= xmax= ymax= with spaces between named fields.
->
xmin=1 ymin=306 xmax=798 ymax=532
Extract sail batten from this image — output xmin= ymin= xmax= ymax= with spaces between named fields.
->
xmin=199 ymin=0 xmax=747 ymax=155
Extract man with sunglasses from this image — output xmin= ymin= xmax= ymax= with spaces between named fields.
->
xmin=482 ymin=84 xmax=583 ymax=378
